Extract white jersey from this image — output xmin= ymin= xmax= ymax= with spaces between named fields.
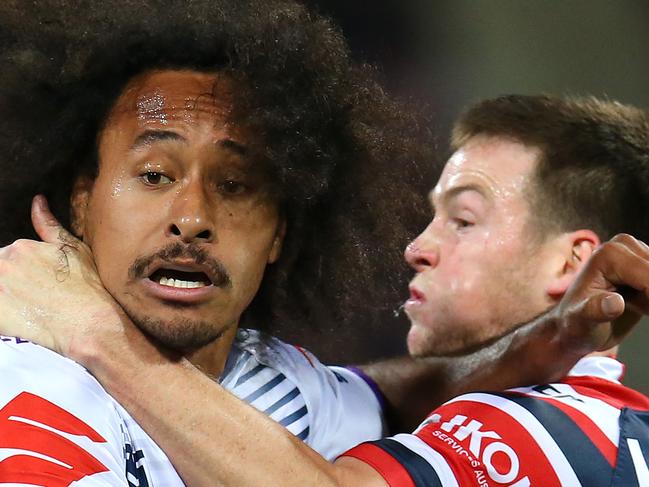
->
xmin=0 ymin=330 xmax=385 ymax=486
xmin=344 ymin=356 xmax=649 ymax=487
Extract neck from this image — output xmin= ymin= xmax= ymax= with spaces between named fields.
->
xmin=184 ymin=324 xmax=239 ymax=378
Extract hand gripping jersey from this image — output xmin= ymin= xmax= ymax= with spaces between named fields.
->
xmin=0 ymin=330 xmax=385 ymax=486
xmin=344 ymin=356 xmax=649 ymax=487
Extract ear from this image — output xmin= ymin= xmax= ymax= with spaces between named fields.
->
xmin=267 ymin=218 xmax=286 ymax=264
xmin=69 ymin=175 xmax=94 ymax=238
xmin=545 ymin=229 xmax=600 ymax=298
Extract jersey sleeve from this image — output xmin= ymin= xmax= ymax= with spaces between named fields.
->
xmin=310 ymin=364 xmax=387 ymax=459
xmin=230 ymin=332 xmax=386 ymax=460
xmin=0 ymin=336 xmax=129 ymax=486
xmin=281 ymin=345 xmax=387 ymax=460
xmin=342 ymin=388 xmax=624 ymax=487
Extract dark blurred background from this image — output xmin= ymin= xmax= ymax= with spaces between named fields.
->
xmin=283 ymin=0 xmax=649 ymax=393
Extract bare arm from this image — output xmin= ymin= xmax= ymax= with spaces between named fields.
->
xmin=363 ymin=314 xmax=582 ymax=432
xmin=361 ymin=335 xmax=522 ymax=433
xmin=72 ymin=314 xmax=384 ymax=487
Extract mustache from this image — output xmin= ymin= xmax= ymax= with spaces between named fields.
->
xmin=128 ymin=242 xmax=232 ymax=288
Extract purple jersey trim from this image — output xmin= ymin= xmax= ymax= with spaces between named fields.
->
xmin=345 ymin=366 xmax=388 ymax=413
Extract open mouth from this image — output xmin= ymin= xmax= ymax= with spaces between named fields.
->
xmin=409 ymin=288 xmax=425 ymax=302
xmin=149 ymin=269 xmax=213 ymax=289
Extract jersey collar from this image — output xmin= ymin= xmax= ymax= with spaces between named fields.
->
xmin=567 ymin=356 xmax=624 ymax=384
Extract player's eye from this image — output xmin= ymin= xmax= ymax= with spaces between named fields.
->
xmin=450 ymin=216 xmax=475 ymax=232
xmin=218 ymin=179 xmax=248 ymax=196
xmin=141 ymin=171 xmax=173 ymax=186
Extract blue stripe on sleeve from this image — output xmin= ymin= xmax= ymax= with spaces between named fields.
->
xmin=296 ymin=426 xmax=310 ymax=440
xmin=369 ymin=438 xmax=443 ymax=487
xmin=264 ymin=387 xmax=300 ymax=415
xmin=279 ymin=405 xmax=308 ymax=427
xmin=242 ymin=373 xmax=287 ymax=403
xmin=235 ymin=363 xmax=266 ymax=387
xmin=611 ymin=408 xmax=649 ymax=487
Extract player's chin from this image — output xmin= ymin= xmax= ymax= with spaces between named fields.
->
xmin=407 ymin=320 xmax=476 ymax=358
xmin=135 ymin=316 xmax=224 ymax=351
xmin=406 ymin=322 xmax=436 ymax=357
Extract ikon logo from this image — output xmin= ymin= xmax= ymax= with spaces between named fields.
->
xmin=441 ymin=414 xmax=530 ymax=487
xmin=0 ymin=392 xmax=109 ymax=486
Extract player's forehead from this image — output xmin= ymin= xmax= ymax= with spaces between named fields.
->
xmin=106 ymin=69 xmax=232 ymax=131
xmin=431 ymin=135 xmax=540 ymax=207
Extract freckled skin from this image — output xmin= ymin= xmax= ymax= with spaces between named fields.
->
xmin=405 ymin=135 xmax=561 ymax=356
xmin=72 ymin=70 xmax=284 ymax=375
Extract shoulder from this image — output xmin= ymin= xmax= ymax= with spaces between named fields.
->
xmin=222 ymin=328 xmax=338 ymax=395
xmin=226 ymin=329 xmax=383 ymax=397
xmin=0 ymin=336 xmax=183 ymax=485
xmin=227 ymin=328 xmax=324 ymax=376
xmin=219 ymin=329 xmax=316 ymax=444
xmin=221 ymin=329 xmax=385 ymax=459
xmin=413 ymin=383 xmax=623 ymax=486
xmin=344 ymin=380 xmax=631 ymax=487
xmin=224 ymin=330 xmax=384 ymax=411
xmin=0 ymin=336 xmax=109 ymax=404
xmin=0 ymin=336 xmax=129 ymax=484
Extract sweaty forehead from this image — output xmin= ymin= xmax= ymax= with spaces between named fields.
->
xmin=434 ymin=135 xmax=541 ymax=199
xmin=107 ymin=70 xmax=232 ymax=128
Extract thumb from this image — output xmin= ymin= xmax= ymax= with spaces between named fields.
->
xmin=566 ymin=291 xmax=625 ymax=352
xmin=31 ymin=194 xmax=77 ymax=245
xmin=588 ymin=292 xmax=626 ymax=322
xmin=575 ymin=291 xmax=625 ymax=325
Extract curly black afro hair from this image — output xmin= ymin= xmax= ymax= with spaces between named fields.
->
xmin=0 ymin=0 xmax=436 ymax=360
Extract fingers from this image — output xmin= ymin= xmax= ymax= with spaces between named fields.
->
xmin=582 ymin=234 xmax=649 ymax=321
xmin=31 ymin=195 xmax=78 ymax=247
xmin=623 ymin=288 xmax=649 ymax=316
xmin=589 ymin=234 xmax=649 ymax=292
xmin=566 ymin=234 xmax=649 ymax=352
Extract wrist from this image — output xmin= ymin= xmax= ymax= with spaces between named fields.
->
xmin=508 ymin=309 xmax=568 ymax=384
xmin=66 ymin=303 xmax=132 ymax=370
xmin=542 ymin=305 xmax=590 ymax=379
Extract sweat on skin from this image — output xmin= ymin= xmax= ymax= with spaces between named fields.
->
xmin=70 ymin=70 xmax=285 ymax=376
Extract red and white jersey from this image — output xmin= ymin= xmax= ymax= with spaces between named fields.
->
xmin=0 ymin=331 xmax=385 ymax=486
xmin=0 ymin=335 xmax=156 ymax=486
xmin=344 ymin=356 xmax=649 ymax=486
